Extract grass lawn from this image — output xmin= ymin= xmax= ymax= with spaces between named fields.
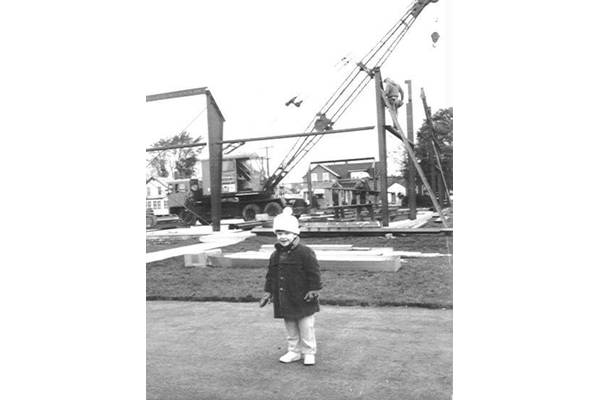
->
xmin=146 ymin=237 xmax=202 ymax=253
xmin=147 ymin=301 xmax=452 ymax=400
xmin=147 ymin=233 xmax=452 ymax=308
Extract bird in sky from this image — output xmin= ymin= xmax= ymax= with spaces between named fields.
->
xmin=285 ymin=96 xmax=297 ymax=106
xmin=285 ymin=96 xmax=303 ymax=107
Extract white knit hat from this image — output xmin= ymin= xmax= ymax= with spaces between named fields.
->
xmin=272 ymin=207 xmax=300 ymax=235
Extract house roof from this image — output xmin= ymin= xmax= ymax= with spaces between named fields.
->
xmin=310 ymin=164 xmax=341 ymax=177
xmin=146 ymin=176 xmax=169 ymax=187
xmin=387 ymin=182 xmax=405 ymax=190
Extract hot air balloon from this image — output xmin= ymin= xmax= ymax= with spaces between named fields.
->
xmin=431 ymin=31 xmax=440 ymax=47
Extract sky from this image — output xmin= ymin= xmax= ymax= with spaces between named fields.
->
xmin=144 ymin=0 xmax=451 ymax=183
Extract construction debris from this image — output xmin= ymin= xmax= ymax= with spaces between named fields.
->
xmin=146 ymin=231 xmax=254 ymax=264
xmin=184 ymin=249 xmax=222 ymax=267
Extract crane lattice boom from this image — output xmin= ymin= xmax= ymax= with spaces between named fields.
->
xmin=264 ymin=0 xmax=438 ymax=191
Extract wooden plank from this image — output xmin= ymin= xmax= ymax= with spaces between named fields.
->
xmin=255 ymin=246 xmax=448 ymax=258
xmin=258 ymin=249 xmax=395 ymax=257
xmin=146 ymin=241 xmax=238 ymax=264
xmin=259 ymin=244 xmax=353 ymax=251
xmin=251 ymin=227 xmax=452 ymax=236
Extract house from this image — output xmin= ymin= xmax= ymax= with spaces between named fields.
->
xmin=387 ymin=182 xmax=406 ymax=204
xmin=302 ymin=160 xmax=381 ymax=207
xmin=146 ymin=176 xmax=170 ymax=216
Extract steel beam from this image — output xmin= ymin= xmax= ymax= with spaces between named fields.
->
xmin=206 ymin=92 xmax=225 ymax=232
xmin=146 ymin=87 xmax=207 ymax=102
xmin=218 ymin=126 xmax=374 ymax=144
xmin=374 ymin=68 xmax=389 ymax=227
xmin=310 ymin=157 xmax=375 ymax=165
xmin=146 ymin=142 xmax=207 ymax=152
xmin=404 ymin=80 xmax=417 ymax=220
xmin=385 ymin=125 xmax=414 ymax=146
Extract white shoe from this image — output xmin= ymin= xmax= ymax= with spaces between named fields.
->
xmin=303 ymin=354 xmax=315 ymax=366
xmin=279 ymin=351 xmax=302 ymax=363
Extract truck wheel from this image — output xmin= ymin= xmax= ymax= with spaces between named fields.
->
xmin=179 ymin=210 xmax=197 ymax=226
xmin=146 ymin=214 xmax=157 ymax=229
xmin=264 ymin=202 xmax=283 ymax=217
xmin=242 ymin=204 xmax=261 ymax=221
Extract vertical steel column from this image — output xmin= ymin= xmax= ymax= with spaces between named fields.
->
xmin=307 ymin=163 xmax=313 ymax=208
xmin=206 ymin=91 xmax=224 ymax=232
xmin=374 ymin=68 xmax=389 ymax=227
xmin=404 ymin=80 xmax=417 ymax=220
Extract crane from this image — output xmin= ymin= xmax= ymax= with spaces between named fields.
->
xmin=146 ymin=0 xmax=440 ymax=226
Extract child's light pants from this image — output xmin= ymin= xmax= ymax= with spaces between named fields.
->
xmin=283 ymin=314 xmax=316 ymax=355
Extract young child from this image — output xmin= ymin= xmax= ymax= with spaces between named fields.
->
xmin=259 ymin=207 xmax=322 ymax=366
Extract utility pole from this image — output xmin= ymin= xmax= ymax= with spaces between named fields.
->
xmin=374 ymin=68 xmax=389 ymax=227
xmin=404 ymin=80 xmax=417 ymax=220
xmin=262 ymin=145 xmax=274 ymax=176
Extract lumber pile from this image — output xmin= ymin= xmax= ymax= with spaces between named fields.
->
xmin=251 ymin=226 xmax=452 ymax=236
xmin=257 ymin=244 xmax=448 ymax=258
xmin=302 ymin=221 xmax=381 ymax=231
xmin=207 ymin=250 xmax=401 ymax=272
xmin=202 ymin=244 xmax=448 ymax=272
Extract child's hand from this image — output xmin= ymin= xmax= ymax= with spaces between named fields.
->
xmin=304 ymin=290 xmax=319 ymax=302
xmin=259 ymin=292 xmax=272 ymax=307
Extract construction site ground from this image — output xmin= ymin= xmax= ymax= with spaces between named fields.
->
xmin=147 ymin=301 xmax=452 ymax=400
xmin=147 ymin=218 xmax=452 ymax=308
xmin=147 ymin=212 xmax=453 ymax=398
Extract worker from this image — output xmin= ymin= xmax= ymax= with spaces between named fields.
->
xmin=383 ymin=78 xmax=405 ymax=110
xmin=314 ymin=113 xmax=333 ymax=132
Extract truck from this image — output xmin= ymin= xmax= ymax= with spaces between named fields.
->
xmin=166 ymin=153 xmax=285 ymax=225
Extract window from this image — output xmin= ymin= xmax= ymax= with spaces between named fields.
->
xmin=147 ymin=187 xmax=151 ymax=196
xmin=153 ymin=200 xmax=160 ymax=209
xmin=310 ymin=173 xmax=317 ymax=182
xmin=322 ymin=172 xmax=330 ymax=182
xmin=146 ymin=201 xmax=151 ymax=208
xmin=163 ymin=200 xmax=168 ymax=209
xmin=157 ymin=186 xmax=162 ymax=195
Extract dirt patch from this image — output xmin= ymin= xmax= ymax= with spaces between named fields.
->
xmin=147 ymin=301 xmax=452 ymax=400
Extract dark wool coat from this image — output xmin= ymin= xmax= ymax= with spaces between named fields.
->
xmin=264 ymin=240 xmax=323 ymax=319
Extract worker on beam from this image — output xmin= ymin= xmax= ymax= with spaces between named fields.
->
xmin=314 ymin=112 xmax=333 ymax=132
xmin=383 ymin=78 xmax=405 ymax=110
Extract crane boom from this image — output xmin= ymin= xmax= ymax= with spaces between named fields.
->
xmin=264 ymin=0 xmax=439 ymax=191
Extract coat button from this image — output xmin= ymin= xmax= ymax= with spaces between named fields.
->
xmin=280 ymin=288 xmax=283 ymax=291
